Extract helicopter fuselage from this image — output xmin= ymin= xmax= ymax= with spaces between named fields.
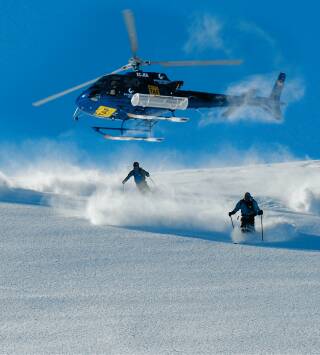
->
xmin=74 ymin=70 xmax=285 ymax=142
xmin=75 ymin=71 xmax=241 ymax=121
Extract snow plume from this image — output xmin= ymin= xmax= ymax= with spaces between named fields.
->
xmin=199 ymin=73 xmax=305 ymax=125
xmin=0 ymin=139 xmax=319 ymax=243
xmin=237 ymin=21 xmax=283 ymax=66
xmin=0 ymin=171 xmax=11 ymax=188
xmin=184 ymin=14 xmax=283 ymax=64
xmin=289 ymin=187 xmax=320 ymax=215
xmin=239 ymin=21 xmax=276 ymax=48
xmin=183 ymin=15 xmax=228 ymax=55
xmin=195 ymin=144 xmax=296 ymax=168
xmin=183 ymin=15 xmax=276 ymax=56
xmin=0 ymin=140 xmax=228 ymax=233
xmin=84 ymin=183 xmax=227 ymax=234
xmin=231 ymin=216 xmax=297 ymax=244
xmin=0 ymin=162 xmax=228 ymax=234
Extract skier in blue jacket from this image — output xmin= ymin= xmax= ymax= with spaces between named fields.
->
xmin=229 ymin=192 xmax=263 ymax=232
xmin=122 ymin=162 xmax=150 ymax=193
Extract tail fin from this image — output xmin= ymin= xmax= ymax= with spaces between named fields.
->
xmin=270 ymin=72 xmax=286 ymax=101
xmin=264 ymin=72 xmax=286 ymax=120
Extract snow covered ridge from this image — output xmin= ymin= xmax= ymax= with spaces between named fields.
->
xmin=1 ymin=160 xmax=320 ymax=243
xmin=1 ymin=160 xmax=320 ymax=354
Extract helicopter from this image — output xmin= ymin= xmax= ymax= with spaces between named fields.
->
xmin=33 ymin=10 xmax=286 ymax=142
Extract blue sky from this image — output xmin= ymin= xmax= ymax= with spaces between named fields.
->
xmin=0 ymin=0 xmax=318 ymax=167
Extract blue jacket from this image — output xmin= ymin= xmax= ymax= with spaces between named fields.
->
xmin=232 ymin=198 xmax=261 ymax=217
xmin=123 ymin=167 xmax=150 ymax=185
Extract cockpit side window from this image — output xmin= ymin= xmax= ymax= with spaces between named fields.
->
xmin=123 ymin=77 xmax=140 ymax=87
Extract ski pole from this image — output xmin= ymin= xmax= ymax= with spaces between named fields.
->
xmin=149 ymin=176 xmax=156 ymax=186
xmin=230 ymin=215 xmax=234 ymax=229
xmin=261 ymin=215 xmax=264 ymax=241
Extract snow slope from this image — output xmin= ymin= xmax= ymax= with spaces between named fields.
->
xmin=1 ymin=160 xmax=320 ymax=354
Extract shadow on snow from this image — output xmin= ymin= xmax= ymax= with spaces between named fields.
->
xmin=118 ymin=224 xmax=320 ymax=252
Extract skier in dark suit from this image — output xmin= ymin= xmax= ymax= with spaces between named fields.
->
xmin=229 ymin=192 xmax=263 ymax=232
xmin=122 ymin=162 xmax=151 ymax=193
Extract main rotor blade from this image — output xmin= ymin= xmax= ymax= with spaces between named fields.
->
xmin=150 ymin=59 xmax=243 ymax=67
xmin=32 ymin=77 xmax=100 ymax=107
xmin=122 ymin=9 xmax=138 ymax=57
xmin=32 ymin=66 xmax=127 ymax=107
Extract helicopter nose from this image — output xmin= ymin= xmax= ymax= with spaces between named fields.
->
xmin=76 ymin=92 xmax=90 ymax=111
xmin=76 ymin=93 xmax=84 ymax=105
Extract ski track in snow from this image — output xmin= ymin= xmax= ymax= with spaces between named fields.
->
xmin=1 ymin=160 xmax=320 ymax=353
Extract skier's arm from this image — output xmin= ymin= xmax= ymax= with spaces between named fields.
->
xmin=253 ymin=200 xmax=263 ymax=215
xmin=122 ymin=170 xmax=133 ymax=184
xmin=141 ymin=169 xmax=150 ymax=178
xmin=229 ymin=201 xmax=241 ymax=216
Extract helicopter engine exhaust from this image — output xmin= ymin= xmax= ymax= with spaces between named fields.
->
xmin=131 ymin=93 xmax=188 ymax=110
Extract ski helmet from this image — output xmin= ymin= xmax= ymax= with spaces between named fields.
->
xmin=133 ymin=161 xmax=139 ymax=167
xmin=244 ymin=192 xmax=252 ymax=201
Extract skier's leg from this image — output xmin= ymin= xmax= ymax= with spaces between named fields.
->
xmin=136 ymin=183 xmax=143 ymax=193
xmin=249 ymin=215 xmax=255 ymax=231
xmin=241 ymin=216 xmax=248 ymax=232
xmin=137 ymin=182 xmax=150 ymax=194
xmin=143 ymin=181 xmax=151 ymax=193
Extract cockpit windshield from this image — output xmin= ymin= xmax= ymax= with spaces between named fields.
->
xmin=95 ymin=75 xmax=121 ymax=88
xmin=89 ymin=74 xmax=143 ymax=97
xmin=88 ymin=75 xmax=124 ymax=96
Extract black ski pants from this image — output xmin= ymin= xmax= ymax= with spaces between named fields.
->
xmin=241 ymin=215 xmax=255 ymax=229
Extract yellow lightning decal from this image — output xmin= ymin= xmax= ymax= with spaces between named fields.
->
xmin=95 ymin=106 xmax=117 ymax=118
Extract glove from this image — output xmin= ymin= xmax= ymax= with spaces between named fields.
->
xmin=228 ymin=211 xmax=234 ymax=217
xmin=258 ymin=210 xmax=263 ymax=215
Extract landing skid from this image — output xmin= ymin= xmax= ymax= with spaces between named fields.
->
xmin=89 ymin=109 xmax=188 ymax=142
xmin=103 ymin=134 xmax=163 ymax=142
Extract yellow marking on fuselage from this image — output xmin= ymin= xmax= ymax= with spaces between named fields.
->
xmin=148 ymin=85 xmax=160 ymax=95
xmin=95 ymin=106 xmax=116 ymax=118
